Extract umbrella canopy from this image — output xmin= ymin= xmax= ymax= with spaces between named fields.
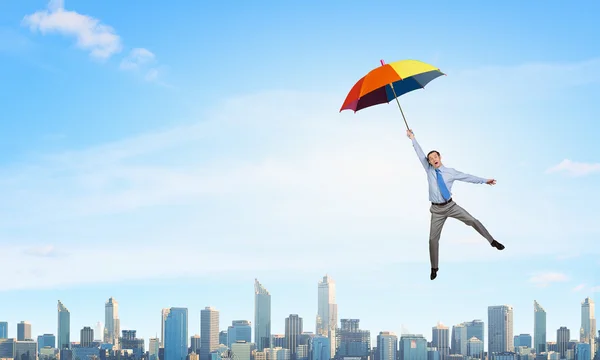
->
xmin=340 ymin=59 xmax=445 ymax=113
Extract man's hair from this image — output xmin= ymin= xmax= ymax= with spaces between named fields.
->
xmin=427 ymin=150 xmax=440 ymax=160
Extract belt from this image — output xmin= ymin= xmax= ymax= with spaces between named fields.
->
xmin=432 ymin=198 xmax=452 ymax=206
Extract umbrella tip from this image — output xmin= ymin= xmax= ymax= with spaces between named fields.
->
xmin=380 ymin=59 xmax=385 ymax=66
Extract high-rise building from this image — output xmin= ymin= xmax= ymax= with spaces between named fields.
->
xmin=94 ymin=322 xmax=103 ymax=342
xmin=467 ymin=337 xmax=484 ymax=359
xmin=57 ymin=300 xmax=70 ymax=350
xmin=0 ymin=322 xmax=7 ymax=339
xmin=464 ymin=320 xmax=484 ymax=345
xmin=377 ymin=332 xmax=398 ymax=360
xmin=149 ymin=338 xmax=160 ymax=360
xmin=200 ymin=307 xmax=219 ymax=360
xmin=310 ymin=336 xmax=330 ymax=360
xmin=164 ymin=308 xmax=188 ymax=360
xmin=317 ymin=275 xmax=338 ymax=359
xmin=488 ymin=305 xmax=514 ymax=354
xmin=80 ymin=327 xmax=94 ymax=347
xmin=37 ymin=334 xmax=55 ymax=352
xmin=17 ymin=322 xmax=32 ymax=341
xmin=228 ymin=320 xmax=251 ymax=348
xmin=335 ymin=319 xmax=370 ymax=358
xmin=581 ymin=298 xmax=596 ymax=357
xmin=255 ymin=279 xmax=271 ymax=351
xmin=399 ymin=334 xmax=427 ymax=360
xmin=557 ymin=327 xmax=570 ymax=359
xmin=190 ymin=335 xmax=201 ymax=354
xmin=451 ymin=324 xmax=467 ymax=356
xmin=513 ymin=334 xmax=531 ymax=349
xmin=285 ymin=315 xmax=303 ymax=358
xmin=432 ymin=323 xmax=449 ymax=360
xmin=161 ymin=309 xmax=171 ymax=348
xmin=104 ymin=298 xmax=120 ymax=347
xmin=534 ymin=301 xmax=547 ymax=354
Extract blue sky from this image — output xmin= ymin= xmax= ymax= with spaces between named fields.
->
xmin=0 ymin=0 xmax=599 ymax=351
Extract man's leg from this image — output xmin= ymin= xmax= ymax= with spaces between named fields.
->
xmin=429 ymin=206 xmax=448 ymax=271
xmin=447 ymin=202 xmax=504 ymax=249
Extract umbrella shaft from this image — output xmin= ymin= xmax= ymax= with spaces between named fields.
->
xmin=389 ymin=83 xmax=410 ymax=130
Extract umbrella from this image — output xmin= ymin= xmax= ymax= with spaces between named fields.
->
xmin=339 ymin=59 xmax=445 ymax=130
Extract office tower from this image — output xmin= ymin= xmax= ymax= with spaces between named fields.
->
xmin=513 ymin=334 xmax=532 ymax=349
xmin=149 ymin=338 xmax=160 ymax=360
xmin=80 ymin=327 xmax=93 ymax=347
xmin=255 ymin=279 xmax=272 ymax=351
xmin=399 ymin=335 xmax=427 ymax=360
xmin=464 ymin=320 xmax=484 ymax=345
xmin=488 ymin=305 xmax=514 ymax=354
xmin=228 ymin=320 xmax=252 ymax=348
xmin=219 ymin=331 xmax=227 ymax=346
xmin=200 ymin=307 xmax=219 ymax=360
xmin=37 ymin=334 xmax=56 ymax=352
xmin=57 ymin=300 xmax=71 ymax=350
xmin=190 ymin=335 xmax=201 ymax=354
xmin=162 ymin=309 xmax=171 ymax=348
xmin=467 ymin=337 xmax=484 ymax=359
xmin=317 ymin=275 xmax=338 ymax=359
xmin=310 ymin=336 xmax=330 ymax=360
xmin=285 ymin=315 xmax=303 ymax=358
xmin=432 ymin=323 xmax=450 ymax=360
xmin=451 ymin=324 xmax=467 ymax=355
xmin=94 ymin=322 xmax=103 ymax=342
xmin=104 ymin=297 xmax=120 ymax=347
xmin=377 ymin=332 xmax=398 ymax=360
xmin=164 ymin=308 xmax=188 ymax=360
xmin=0 ymin=322 xmax=7 ymax=339
xmin=336 ymin=319 xmax=371 ymax=358
xmin=534 ymin=301 xmax=547 ymax=354
xmin=14 ymin=340 xmax=36 ymax=360
xmin=17 ymin=322 xmax=32 ymax=341
xmin=557 ymin=327 xmax=570 ymax=359
xmin=120 ymin=330 xmax=145 ymax=358
xmin=231 ymin=341 xmax=253 ymax=360
xmin=581 ymin=298 xmax=596 ymax=357
xmin=575 ymin=343 xmax=591 ymax=360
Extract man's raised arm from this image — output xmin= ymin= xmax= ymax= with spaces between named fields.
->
xmin=407 ymin=129 xmax=430 ymax=170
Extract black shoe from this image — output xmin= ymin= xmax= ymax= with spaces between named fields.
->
xmin=491 ymin=240 xmax=505 ymax=250
xmin=430 ymin=268 xmax=438 ymax=280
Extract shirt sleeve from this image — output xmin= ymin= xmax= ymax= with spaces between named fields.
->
xmin=449 ymin=168 xmax=487 ymax=184
xmin=411 ymin=137 xmax=431 ymax=171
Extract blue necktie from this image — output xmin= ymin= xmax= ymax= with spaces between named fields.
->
xmin=435 ymin=169 xmax=451 ymax=200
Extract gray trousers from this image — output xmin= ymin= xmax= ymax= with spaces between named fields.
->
xmin=429 ymin=201 xmax=495 ymax=269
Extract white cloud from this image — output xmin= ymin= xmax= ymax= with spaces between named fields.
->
xmin=591 ymin=285 xmax=600 ymax=292
xmin=22 ymin=0 xmax=122 ymax=59
xmin=529 ymin=272 xmax=569 ymax=288
xmin=546 ymin=159 xmax=600 ymax=177
xmin=120 ymin=48 xmax=155 ymax=70
xmin=572 ymin=283 xmax=586 ymax=292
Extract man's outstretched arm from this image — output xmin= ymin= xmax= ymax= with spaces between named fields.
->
xmin=406 ymin=129 xmax=430 ymax=170
xmin=450 ymin=169 xmax=496 ymax=185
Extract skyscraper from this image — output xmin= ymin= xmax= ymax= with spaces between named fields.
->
xmin=57 ymin=300 xmax=70 ymax=350
xmin=17 ymin=322 xmax=31 ymax=341
xmin=200 ymin=307 xmax=219 ymax=360
xmin=105 ymin=298 xmax=120 ymax=347
xmin=81 ymin=327 xmax=94 ymax=347
xmin=285 ymin=314 xmax=303 ymax=358
xmin=451 ymin=324 xmax=467 ymax=355
xmin=488 ymin=305 xmax=514 ymax=354
xmin=432 ymin=323 xmax=449 ymax=360
xmin=0 ymin=322 xmax=7 ymax=339
xmin=377 ymin=332 xmax=398 ymax=360
xmin=534 ymin=300 xmax=547 ymax=354
xmin=464 ymin=320 xmax=484 ymax=345
xmin=317 ymin=275 xmax=338 ymax=359
xmin=227 ymin=320 xmax=252 ymax=348
xmin=557 ymin=327 xmax=570 ymax=359
xmin=94 ymin=322 xmax=103 ymax=342
xmin=255 ymin=279 xmax=271 ymax=351
xmin=581 ymin=297 xmax=596 ymax=357
xmin=399 ymin=334 xmax=427 ymax=360
xmin=161 ymin=309 xmax=171 ymax=348
xmin=164 ymin=308 xmax=188 ymax=360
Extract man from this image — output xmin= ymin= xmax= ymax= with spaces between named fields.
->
xmin=406 ymin=129 xmax=505 ymax=280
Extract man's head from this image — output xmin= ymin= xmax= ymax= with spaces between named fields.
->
xmin=427 ymin=150 xmax=442 ymax=168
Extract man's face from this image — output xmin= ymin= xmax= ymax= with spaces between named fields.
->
xmin=428 ymin=152 xmax=442 ymax=168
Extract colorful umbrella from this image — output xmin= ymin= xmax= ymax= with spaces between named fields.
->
xmin=340 ymin=59 xmax=445 ymax=129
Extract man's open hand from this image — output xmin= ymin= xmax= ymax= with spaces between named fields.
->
xmin=406 ymin=129 xmax=414 ymax=139
xmin=486 ymin=179 xmax=497 ymax=185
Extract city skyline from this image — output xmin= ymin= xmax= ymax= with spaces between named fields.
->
xmin=0 ymin=277 xmax=596 ymax=351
